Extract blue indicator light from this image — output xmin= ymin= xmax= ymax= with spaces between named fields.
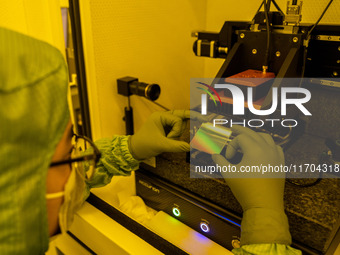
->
xmin=172 ymin=207 xmax=181 ymax=217
xmin=200 ymin=222 xmax=210 ymax=233
xmin=184 ymin=197 xmax=241 ymax=227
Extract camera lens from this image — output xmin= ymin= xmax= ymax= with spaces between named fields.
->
xmin=145 ymin=83 xmax=160 ymax=101
xmin=129 ymin=81 xmax=160 ymax=101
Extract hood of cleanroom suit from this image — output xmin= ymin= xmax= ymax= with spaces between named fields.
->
xmin=0 ymin=27 xmax=70 ymax=254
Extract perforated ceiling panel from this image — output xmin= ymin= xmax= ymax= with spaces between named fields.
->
xmin=297 ymin=0 xmax=340 ymax=24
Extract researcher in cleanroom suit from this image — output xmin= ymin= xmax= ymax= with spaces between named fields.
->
xmin=0 ymin=27 xmax=300 ymax=255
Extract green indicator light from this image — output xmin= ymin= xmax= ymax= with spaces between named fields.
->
xmin=172 ymin=207 xmax=181 ymax=217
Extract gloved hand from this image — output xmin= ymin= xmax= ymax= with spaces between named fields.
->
xmin=212 ymin=125 xmax=291 ymax=246
xmin=129 ymin=110 xmax=201 ymax=160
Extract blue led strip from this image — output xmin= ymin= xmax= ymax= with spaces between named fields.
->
xmin=213 ymin=211 xmax=241 ymax=227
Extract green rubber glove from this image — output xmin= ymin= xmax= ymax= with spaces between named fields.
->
xmin=129 ymin=110 xmax=194 ymax=160
xmin=212 ymin=125 xmax=291 ymax=246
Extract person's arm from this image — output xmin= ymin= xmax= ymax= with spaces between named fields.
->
xmin=84 ymin=135 xmax=140 ymax=198
xmin=211 ymin=126 xmax=302 ymax=255
xmin=84 ymin=110 xmax=192 ymax=198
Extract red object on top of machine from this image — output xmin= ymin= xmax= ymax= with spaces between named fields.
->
xmin=224 ymin=69 xmax=275 ymax=87
xmin=215 ymin=69 xmax=276 ymax=104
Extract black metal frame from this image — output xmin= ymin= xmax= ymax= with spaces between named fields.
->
xmin=69 ymin=0 xmax=93 ymax=139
